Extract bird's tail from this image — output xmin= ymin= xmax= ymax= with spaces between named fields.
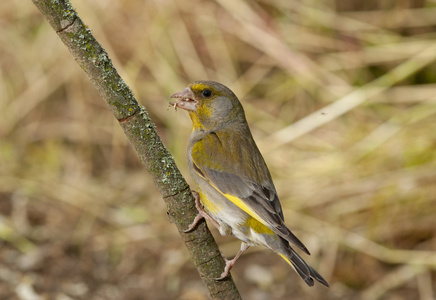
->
xmin=278 ymin=245 xmax=329 ymax=287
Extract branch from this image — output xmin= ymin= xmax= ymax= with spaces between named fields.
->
xmin=30 ymin=0 xmax=241 ymax=299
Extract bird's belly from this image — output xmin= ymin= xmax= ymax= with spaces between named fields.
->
xmin=197 ymin=185 xmax=277 ymax=247
xmin=197 ymin=187 xmax=247 ymax=233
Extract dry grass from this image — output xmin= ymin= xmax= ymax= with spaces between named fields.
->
xmin=1 ymin=0 xmax=436 ymax=299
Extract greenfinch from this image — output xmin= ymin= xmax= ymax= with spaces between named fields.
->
xmin=170 ymin=81 xmax=328 ymax=287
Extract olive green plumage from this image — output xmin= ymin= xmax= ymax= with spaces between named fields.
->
xmin=170 ymin=80 xmax=328 ymax=287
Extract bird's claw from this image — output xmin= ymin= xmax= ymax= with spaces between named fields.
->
xmin=214 ymin=258 xmax=233 ymax=280
xmin=183 ymin=190 xmax=220 ymax=232
xmin=213 ymin=243 xmax=250 ymax=281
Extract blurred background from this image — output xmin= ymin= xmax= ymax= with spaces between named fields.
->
xmin=1 ymin=0 xmax=436 ymax=299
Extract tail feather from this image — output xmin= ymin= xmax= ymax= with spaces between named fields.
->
xmin=279 ymin=246 xmax=329 ymax=287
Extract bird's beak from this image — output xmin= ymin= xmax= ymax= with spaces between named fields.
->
xmin=169 ymin=87 xmax=198 ymax=112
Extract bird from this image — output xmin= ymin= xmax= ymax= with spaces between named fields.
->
xmin=169 ymin=80 xmax=328 ymax=287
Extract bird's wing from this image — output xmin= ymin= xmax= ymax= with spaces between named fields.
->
xmin=191 ymin=130 xmax=309 ymax=254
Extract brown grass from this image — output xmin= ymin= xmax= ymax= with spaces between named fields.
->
xmin=1 ymin=0 xmax=436 ymax=299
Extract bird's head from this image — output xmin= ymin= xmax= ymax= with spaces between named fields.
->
xmin=170 ymin=81 xmax=246 ymax=131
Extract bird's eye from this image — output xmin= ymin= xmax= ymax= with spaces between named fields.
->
xmin=202 ymin=89 xmax=212 ymax=97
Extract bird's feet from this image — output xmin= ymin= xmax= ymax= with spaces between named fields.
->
xmin=215 ymin=243 xmax=250 ymax=280
xmin=183 ymin=190 xmax=220 ymax=232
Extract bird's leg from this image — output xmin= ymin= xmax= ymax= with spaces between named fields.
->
xmin=215 ymin=242 xmax=250 ymax=280
xmin=183 ymin=190 xmax=220 ymax=232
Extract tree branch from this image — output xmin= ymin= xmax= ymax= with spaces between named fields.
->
xmin=30 ymin=0 xmax=241 ymax=299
